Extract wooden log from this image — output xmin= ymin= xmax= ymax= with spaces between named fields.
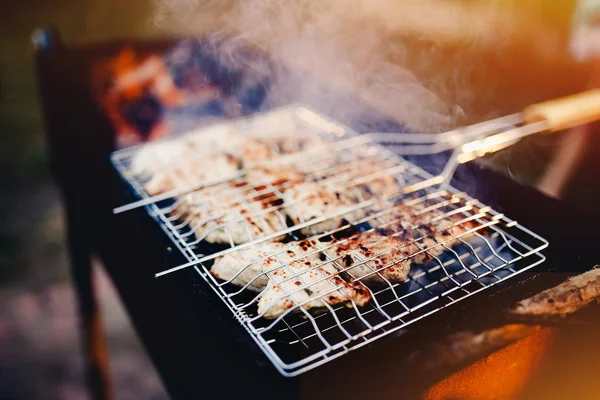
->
xmin=508 ymin=267 xmax=600 ymax=321
xmin=407 ymin=267 xmax=600 ymax=372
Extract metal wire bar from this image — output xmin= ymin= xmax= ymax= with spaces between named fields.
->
xmin=179 ymin=160 xmax=404 ymax=243
xmin=242 ymin=214 xmax=496 ymax=327
xmin=223 ymin=197 xmax=484 ymax=298
xmin=214 ymin=193 xmax=481 ymax=298
xmin=212 ymin=194 xmax=456 ymax=293
xmin=156 ymin=145 xmax=397 ymax=221
xmin=110 ymin=105 xmax=549 ymax=378
xmin=283 ymin=235 xmax=509 ymax=338
xmin=113 ymin=135 xmax=370 ymax=213
xmin=156 ymin=176 xmax=465 ymax=277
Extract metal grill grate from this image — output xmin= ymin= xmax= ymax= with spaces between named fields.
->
xmin=111 ymin=106 xmax=548 ymax=377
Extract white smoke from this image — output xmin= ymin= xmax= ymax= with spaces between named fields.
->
xmin=151 ymin=0 xmax=565 ymax=133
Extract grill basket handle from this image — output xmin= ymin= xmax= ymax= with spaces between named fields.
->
xmin=524 ymin=89 xmax=600 ymax=132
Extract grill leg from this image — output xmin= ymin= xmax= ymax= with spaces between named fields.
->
xmin=66 ymin=206 xmax=113 ymax=400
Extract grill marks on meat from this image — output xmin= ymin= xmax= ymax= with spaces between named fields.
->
xmin=210 ymin=239 xmax=371 ymax=319
xmin=283 ymin=182 xmax=367 ymax=235
xmin=135 ymin=128 xmax=405 ymax=246
xmin=131 ymin=130 xmax=246 ymax=177
xmin=241 ymin=132 xmax=324 ymax=168
xmin=137 ymin=130 xmax=324 ymax=196
xmin=174 ymin=183 xmax=288 ymax=244
xmin=257 ymin=256 xmax=371 ymax=319
xmin=210 ymin=240 xmax=320 ymax=292
xmin=136 ymin=130 xmax=248 ymax=195
xmin=325 ymin=231 xmax=419 ymax=285
xmin=145 ymin=153 xmax=240 ymax=196
xmin=324 ymin=158 xmax=402 ymax=199
xmin=209 ymin=199 xmax=481 ymax=319
xmin=246 ymin=160 xmax=400 ymax=238
xmin=382 ymin=202 xmax=478 ymax=258
xmin=322 ymin=202 xmax=477 ymax=286
xmin=245 ymin=165 xmax=306 ymax=188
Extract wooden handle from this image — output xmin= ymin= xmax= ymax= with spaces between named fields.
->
xmin=523 ymin=89 xmax=600 ymax=132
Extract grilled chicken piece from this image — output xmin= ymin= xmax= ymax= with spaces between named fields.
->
xmin=244 ymin=159 xmax=400 ymax=238
xmin=242 ymin=130 xmax=325 ymax=167
xmin=319 ymin=158 xmax=402 ymax=199
xmin=144 ymin=153 xmax=241 ymax=195
xmin=257 ymin=251 xmax=372 ymax=319
xmin=191 ymin=204 xmax=287 ymax=245
xmin=210 ymin=239 xmax=323 ymax=292
xmin=356 ymin=168 xmax=402 ymax=199
xmin=384 ymin=201 xmax=477 ymax=257
xmin=131 ymin=140 xmax=190 ymax=177
xmin=283 ymin=182 xmax=367 ymax=235
xmin=249 ymin=129 xmax=325 ymax=154
xmin=175 ymin=184 xmax=288 ymax=245
xmin=275 ymin=132 xmax=325 ymax=154
xmin=136 ymin=128 xmax=322 ymax=195
xmin=324 ymin=230 xmax=421 ymax=285
xmin=241 ymin=142 xmax=279 ymax=167
xmin=132 ymin=130 xmax=248 ymax=176
xmin=246 ymin=165 xmax=306 ymax=188
xmin=210 ymin=238 xmax=371 ymax=319
xmin=323 ymin=202 xmax=478 ymax=285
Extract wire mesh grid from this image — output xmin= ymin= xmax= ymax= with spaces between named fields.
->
xmin=111 ymin=106 xmax=548 ymax=377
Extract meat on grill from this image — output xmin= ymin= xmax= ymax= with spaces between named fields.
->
xmin=144 ymin=153 xmax=241 ymax=196
xmin=136 ymin=125 xmax=405 ymax=245
xmin=246 ymin=161 xmax=400 ymax=238
xmin=135 ymin=129 xmax=325 ymax=195
xmin=385 ymin=201 xmax=477 ymax=255
xmin=315 ymin=157 xmax=402 ymax=199
xmin=173 ymin=183 xmax=288 ymax=244
xmin=322 ymin=202 xmax=476 ymax=286
xmin=210 ymin=240 xmax=319 ymax=292
xmin=355 ymin=165 xmax=403 ymax=199
xmin=210 ymin=200 xmax=479 ymax=319
xmin=132 ymin=129 xmax=247 ymax=177
xmin=282 ymin=182 xmax=368 ymax=235
xmin=241 ymin=131 xmax=324 ymax=167
xmin=245 ymin=165 xmax=306 ymax=188
xmin=256 ymin=254 xmax=371 ymax=319
xmin=324 ymin=230 xmax=420 ymax=284
xmin=210 ymin=239 xmax=371 ymax=319
xmin=175 ymin=160 xmax=398 ymax=245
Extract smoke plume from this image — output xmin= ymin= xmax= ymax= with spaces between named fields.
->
xmin=152 ymin=0 xmax=572 ymax=133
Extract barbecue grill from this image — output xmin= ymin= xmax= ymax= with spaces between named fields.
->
xmin=37 ymin=32 xmax=600 ymax=399
xmin=111 ymin=105 xmax=549 ymax=376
